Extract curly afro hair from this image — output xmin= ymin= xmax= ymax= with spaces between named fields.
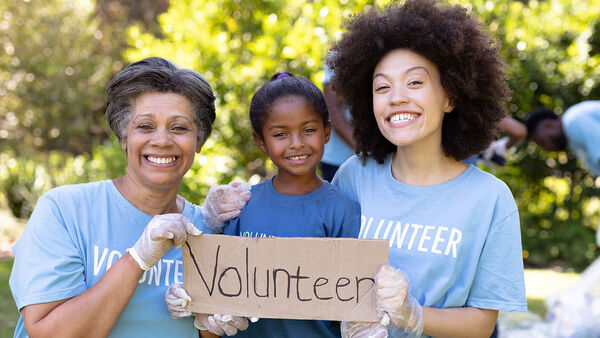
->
xmin=328 ymin=0 xmax=510 ymax=163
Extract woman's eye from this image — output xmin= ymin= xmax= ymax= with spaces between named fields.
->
xmin=304 ymin=128 xmax=316 ymax=133
xmin=172 ymin=126 xmax=188 ymax=131
xmin=273 ymin=132 xmax=285 ymax=137
xmin=374 ymin=85 xmax=389 ymax=92
xmin=408 ymin=80 xmax=423 ymax=86
xmin=137 ymin=124 xmax=152 ymax=130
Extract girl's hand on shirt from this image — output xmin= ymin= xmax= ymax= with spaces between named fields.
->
xmin=202 ymin=181 xmax=252 ymax=233
xmin=374 ymin=264 xmax=424 ymax=335
xmin=130 ymin=213 xmax=202 ymax=271
xmin=340 ymin=321 xmax=388 ymax=338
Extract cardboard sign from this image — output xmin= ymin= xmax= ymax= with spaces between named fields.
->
xmin=183 ymin=234 xmax=389 ymax=322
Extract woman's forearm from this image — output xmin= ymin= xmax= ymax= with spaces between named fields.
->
xmin=421 ymin=306 xmax=497 ymax=338
xmin=22 ymin=252 xmax=143 ymax=338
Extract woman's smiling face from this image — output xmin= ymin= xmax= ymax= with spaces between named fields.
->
xmin=372 ymin=49 xmax=453 ymax=152
xmin=122 ymin=92 xmax=200 ymax=191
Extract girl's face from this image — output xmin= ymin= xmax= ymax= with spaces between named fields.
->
xmin=372 ymin=49 xmax=453 ymax=151
xmin=253 ymin=95 xmax=331 ymax=182
xmin=122 ymin=92 xmax=200 ymax=190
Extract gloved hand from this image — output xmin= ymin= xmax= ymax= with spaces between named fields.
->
xmin=195 ymin=313 xmax=254 ymax=336
xmin=130 ymin=213 xmax=201 ymax=271
xmin=480 ymin=136 xmax=511 ymax=167
xmin=340 ymin=321 xmax=388 ymax=338
xmin=164 ymin=282 xmax=257 ymax=336
xmin=165 ymin=282 xmax=192 ymax=318
xmin=374 ymin=264 xmax=423 ymax=336
xmin=202 ymin=181 xmax=252 ymax=233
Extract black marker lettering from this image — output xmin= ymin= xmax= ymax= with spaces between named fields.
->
xmin=336 ymin=277 xmax=354 ymax=302
xmin=313 ymin=277 xmax=332 ymax=300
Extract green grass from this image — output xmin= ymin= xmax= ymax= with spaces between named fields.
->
xmin=0 ymin=259 xmax=18 ymax=337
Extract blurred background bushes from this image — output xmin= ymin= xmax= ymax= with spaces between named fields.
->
xmin=1 ymin=0 xmax=599 ymax=270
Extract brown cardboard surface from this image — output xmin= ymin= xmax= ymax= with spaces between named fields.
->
xmin=183 ymin=234 xmax=389 ymax=322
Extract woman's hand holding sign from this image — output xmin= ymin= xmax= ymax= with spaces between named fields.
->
xmin=375 ymin=264 xmax=423 ymax=336
xmin=130 ymin=214 xmax=202 ymax=271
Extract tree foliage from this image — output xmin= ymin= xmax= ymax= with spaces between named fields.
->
xmin=0 ymin=0 xmax=125 ymax=155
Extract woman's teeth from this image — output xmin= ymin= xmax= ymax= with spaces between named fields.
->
xmin=390 ymin=113 xmax=416 ymax=123
xmin=147 ymin=156 xmax=176 ymax=164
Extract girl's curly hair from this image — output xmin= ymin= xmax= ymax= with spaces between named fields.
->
xmin=328 ymin=0 xmax=510 ymax=163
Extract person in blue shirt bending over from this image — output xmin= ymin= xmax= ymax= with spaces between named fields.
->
xmin=165 ymin=72 xmax=361 ymax=337
xmin=525 ymin=101 xmax=600 ymax=246
xmin=525 ymin=101 xmax=600 ymax=177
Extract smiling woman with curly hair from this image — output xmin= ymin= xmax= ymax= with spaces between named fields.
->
xmin=328 ymin=0 xmax=510 ymax=164
xmin=327 ymin=1 xmax=527 ymax=337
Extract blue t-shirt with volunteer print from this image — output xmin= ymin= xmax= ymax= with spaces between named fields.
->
xmin=224 ymin=177 xmax=361 ymax=338
xmin=562 ymin=100 xmax=600 ymax=176
xmin=10 ymin=180 xmax=207 ymax=338
xmin=333 ymin=155 xmax=527 ymax=323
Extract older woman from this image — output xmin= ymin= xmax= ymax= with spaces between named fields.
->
xmin=9 ymin=57 xmax=243 ymax=337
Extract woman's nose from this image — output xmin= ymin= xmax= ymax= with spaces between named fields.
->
xmin=390 ymin=87 xmax=409 ymax=105
xmin=150 ymin=128 xmax=172 ymax=147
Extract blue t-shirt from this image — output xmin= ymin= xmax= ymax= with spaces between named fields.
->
xmin=10 ymin=180 xmax=207 ymax=338
xmin=333 ymin=155 xmax=527 ymax=318
xmin=224 ymin=177 xmax=361 ymax=338
xmin=321 ymin=66 xmax=354 ymax=167
xmin=562 ymin=100 xmax=600 ymax=176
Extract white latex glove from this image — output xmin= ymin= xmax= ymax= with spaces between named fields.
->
xmin=130 ymin=213 xmax=201 ymax=271
xmin=165 ymin=282 xmax=192 ymax=318
xmin=341 ymin=321 xmax=388 ymax=338
xmin=164 ymin=282 xmax=258 ymax=335
xmin=483 ymin=137 xmax=510 ymax=160
xmin=374 ymin=264 xmax=423 ymax=337
xmin=202 ymin=181 xmax=251 ymax=233
xmin=195 ymin=313 xmax=258 ymax=336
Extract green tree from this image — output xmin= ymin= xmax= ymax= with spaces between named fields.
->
xmin=0 ymin=0 xmax=125 ymax=155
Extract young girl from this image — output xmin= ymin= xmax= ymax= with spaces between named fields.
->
xmin=327 ymin=0 xmax=527 ymax=337
xmin=166 ymin=72 xmax=361 ymax=337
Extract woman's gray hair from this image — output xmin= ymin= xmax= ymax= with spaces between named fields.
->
xmin=105 ymin=57 xmax=216 ymax=144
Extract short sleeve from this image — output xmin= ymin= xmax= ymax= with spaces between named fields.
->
xmin=467 ymin=210 xmax=527 ymax=312
xmin=329 ymin=196 xmax=360 ymax=239
xmin=10 ymin=194 xmax=87 ymax=310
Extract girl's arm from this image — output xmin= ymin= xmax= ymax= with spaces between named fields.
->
xmin=21 ymin=253 xmax=142 ymax=337
xmin=422 ymin=306 xmax=497 ymax=338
